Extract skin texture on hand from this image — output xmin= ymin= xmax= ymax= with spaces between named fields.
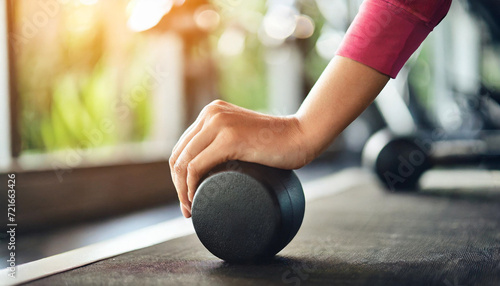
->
xmin=169 ymin=56 xmax=389 ymax=218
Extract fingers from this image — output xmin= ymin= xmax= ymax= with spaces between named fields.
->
xmin=172 ymin=128 xmax=217 ymax=213
xmin=169 ymin=113 xmax=211 ymax=218
xmin=170 ymin=125 xmax=201 ymax=218
xmin=169 ymin=101 xmax=227 ymax=177
xmin=173 ymin=166 xmax=191 ymax=217
xmin=171 ymin=100 xmax=273 ymax=218
xmin=170 ymin=120 xmax=202 ymax=171
xmin=180 ymin=202 xmax=191 ymax=218
xmin=186 ymin=136 xmax=233 ymax=202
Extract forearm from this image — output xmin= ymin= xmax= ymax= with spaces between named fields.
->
xmin=293 ymin=0 xmax=452 ymax=163
xmin=295 ymin=56 xmax=389 ymax=161
xmin=170 ymin=0 xmax=452 ymax=217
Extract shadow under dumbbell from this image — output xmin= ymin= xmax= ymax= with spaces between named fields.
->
xmin=26 ymin=170 xmax=500 ymax=286
xmin=206 ymin=254 xmax=497 ymax=286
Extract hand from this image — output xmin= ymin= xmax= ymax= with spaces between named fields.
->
xmin=169 ymin=100 xmax=310 ymax=218
xmin=170 ymin=57 xmax=390 ymax=218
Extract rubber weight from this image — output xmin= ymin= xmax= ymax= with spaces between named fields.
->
xmin=191 ymin=161 xmax=305 ymax=263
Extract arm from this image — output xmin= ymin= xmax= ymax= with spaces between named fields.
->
xmin=170 ymin=0 xmax=452 ymax=218
xmin=295 ymin=56 xmax=389 ymax=161
xmin=169 ymin=57 xmax=388 ymax=218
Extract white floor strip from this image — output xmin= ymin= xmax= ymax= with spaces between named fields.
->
xmin=0 ymin=218 xmax=194 ymax=286
xmin=303 ymin=168 xmax=379 ymax=201
xmin=420 ymin=169 xmax=500 ymax=190
xmin=0 ymin=168 xmax=374 ymax=285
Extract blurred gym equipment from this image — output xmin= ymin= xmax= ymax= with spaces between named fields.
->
xmin=362 ymin=0 xmax=500 ymax=191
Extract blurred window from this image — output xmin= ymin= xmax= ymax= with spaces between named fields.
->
xmin=0 ymin=0 xmax=186 ymax=231
xmin=13 ymin=0 xmax=161 ymax=159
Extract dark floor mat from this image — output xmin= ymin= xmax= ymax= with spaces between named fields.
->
xmin=29 ymin=184 xmax=500 ymax=286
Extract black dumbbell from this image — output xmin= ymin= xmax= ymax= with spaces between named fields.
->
xmin=191 ymin=161 xmax=305 ymax=263
xmin=362 ymin=128 xmax=500 ymax=191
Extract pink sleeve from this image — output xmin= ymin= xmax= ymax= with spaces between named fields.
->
xmin=336 ymin=0 xmax=452 ymax=78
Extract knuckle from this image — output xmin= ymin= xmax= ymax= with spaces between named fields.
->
xmin=204 ymin=104 xmax=218 ymax=115
xmin=203 ymin=100 xmax=230 ymax=117
xmin=173 ymin=161 xmax=185 ymax=175
xmin=186 ymin=163 xmax=199 ymax=179
xmin=210 ymin=99 xmax=226 ymax=106
xmin=204 ymin=101 xmax=224 ymax=115
xmin=209 ymin=112 xmax=228 ymax=124
xmin=168 ymin=155 xmax=176 ymax=168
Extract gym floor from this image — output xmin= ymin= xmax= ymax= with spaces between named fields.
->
xmin=0 ymin=153 xmax=354 ymax=270
xmin=4 ymin=161 xmax=500 ymax=286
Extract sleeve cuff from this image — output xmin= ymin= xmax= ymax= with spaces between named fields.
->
xmin=336 ymin=0 xmax=444 ymax=78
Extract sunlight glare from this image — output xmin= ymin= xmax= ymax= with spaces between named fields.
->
xmin=127 ymin=0 xmax=174 ymax=32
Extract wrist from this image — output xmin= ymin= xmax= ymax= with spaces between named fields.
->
xmin=288 ymin=114 xmax=316 ymax=168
